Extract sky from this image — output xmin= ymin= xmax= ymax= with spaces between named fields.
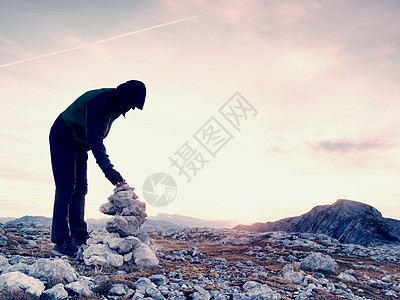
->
xmin=0 ymin=0 xmax=399 ymax=225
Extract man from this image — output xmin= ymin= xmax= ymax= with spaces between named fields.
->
xmin=49 ymin=80 xmax=146 ymax=257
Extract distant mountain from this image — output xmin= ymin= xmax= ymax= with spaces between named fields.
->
xmin=0 ymin=217 xmax=15 ymax=224
xmin=235 ymin=199 xmax=400 ymax=246
xmin=86 ymin=218 xmax=110 ymax=231
xmin=149 ymin=213 xmax=239 ymax=229
xmin=140 ymin=219 xmax=184 ymax=233
xmin=2 ymin=213 xmax=237 ymax=233
xmin=6 ymin=216 xmax=52 ymax=226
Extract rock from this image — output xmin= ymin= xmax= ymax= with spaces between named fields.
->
xmin=109 ymin=283 xmax=128 ymax=296
xmin=338 ymin=272 xmax=357 ymax=282
xmin=187 ymin=246 xmax=201 ymax=257
xmin=134 ymin=243 xmax=159 ymax=268
xmin=149 ymin=274 xmax=168 ymax=286
xmin=0 ymin=271 xmax=45 ymax=297
xmin=245 ymin=284 xmax=281 ymax=299
xmin=2 ymin=262 xmax=32 ymax=275
xmin=0 ymin=256 xmax=10 ymax=273
xmin=300 ymin=252 xmax=338 ymax=273
xmin=123 ymin=252 xmax=133 ymax=263
xmin=43 ymin=283 xmax=68 ymax=300
xmin=29 ymin=258 xmax=78 ymax=283
xmin=122 ymin=201 xmax=147 ymax=217
xmin=135 ymin=277 xmax=156 ymax=291
xmin=87 ymin=231 xmax=118 ymax=245
xmin=93 ymin=274 xmax=110 ymax=285
xmin=213 ymin=257 xmax=227 ymax=264
xmin=83 ymin=244 xmax=124 ymax=267
xmin=282 ymin=270 xmax=304 ymax=284
xmin=106 ymin=215 xmax=141 ymax=237
xmin=243 ymin=280 xmax=261 ymax=290
xmin=65 ymin=280 xmax=93 ymax=297
xmin=282 ymin=264 xmax=295 ymax=271
xmin=106 ymin=236 xmax=134 ymax=254
xmin=146 ymin=285 xmax=166 ymax=299
xmin=126 ymin=236 xmax=143 ymax=250
xmin=191 ymin=286 xmax=211 ymax=300
xmin=99 ymin=202 xmax=118 ymax=215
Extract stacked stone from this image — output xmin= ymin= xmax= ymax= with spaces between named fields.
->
xmin=99 ymin=184 xmax=147 ymax=237
xmin=82 ymin=184 xmax=159 ymax=268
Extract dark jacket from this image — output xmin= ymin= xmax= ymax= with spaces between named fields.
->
xmin=61 ymin=88 xmax=121 ymax=172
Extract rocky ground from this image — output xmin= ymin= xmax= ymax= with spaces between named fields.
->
xmin=1 ymin=222 xmax=400 ymax=299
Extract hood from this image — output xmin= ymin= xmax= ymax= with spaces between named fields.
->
xmin=115 ymin=80 xmax=146 ymax=111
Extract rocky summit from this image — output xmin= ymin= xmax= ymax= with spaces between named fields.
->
xmin=1 ymin=199 xmax=400 ymax=299
xmin=235 ymin=199 xmax=400 ymax=246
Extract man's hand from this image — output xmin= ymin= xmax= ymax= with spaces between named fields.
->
xmin=104 ymin=167 xmax=124 ymax=185
xmin=116 ymin=180 xmax=127 ymax=187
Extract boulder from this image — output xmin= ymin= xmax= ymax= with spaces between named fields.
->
xmin=300 ymin=252 xmax=338 ymax=273
xmin=0 ymin=271 xmax=45 ymax=297
xmin=29 ymin=258 xmax=78 ymax=283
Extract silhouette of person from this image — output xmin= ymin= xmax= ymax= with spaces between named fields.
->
xmin=49 ymin=80 xmax=146 ymax=257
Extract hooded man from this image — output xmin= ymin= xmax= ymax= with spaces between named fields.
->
xmin=49 ymin=80 xmax=146 ymax=257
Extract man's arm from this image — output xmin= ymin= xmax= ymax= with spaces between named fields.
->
xmin=86 ymin=92 xmax=123 ymax=185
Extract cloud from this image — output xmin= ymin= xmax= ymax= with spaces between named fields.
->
xmin=0 ymin=165 xmax=50 ymax=183
xmin=310 ymin=139 xmax=390 ymax=153
xmin=0 ymin=35 xmax=33 ymax=62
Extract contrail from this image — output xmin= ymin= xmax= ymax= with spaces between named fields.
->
xmin=0 ymin=15 xmax=203 ymax=69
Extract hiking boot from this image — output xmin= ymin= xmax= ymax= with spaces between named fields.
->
xmin=72 ymin=231 xmax=91 ymax=246
xmin=51 ymin=237 xmax=78 ymax=257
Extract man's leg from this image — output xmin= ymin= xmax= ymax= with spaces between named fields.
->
xmin=50 ymin=116 xmax=77 ymax=244
xmin=69 ymin=150 xmax=88 ymax=239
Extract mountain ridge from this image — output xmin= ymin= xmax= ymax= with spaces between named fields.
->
xmin=235 ymin=199 xmax=400 ymax=246
xmin=1 ymin=213 xmax=239 ymax=232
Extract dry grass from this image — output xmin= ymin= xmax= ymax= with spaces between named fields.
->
xmin=0 ymin=289 xmax=39 ymax=300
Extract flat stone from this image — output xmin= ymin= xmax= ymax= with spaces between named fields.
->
xmin=105 ymin=215 xmax=140 ymax=237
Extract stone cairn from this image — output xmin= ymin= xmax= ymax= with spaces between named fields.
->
xmin=81 ymin=184 xmax=159 ymax=268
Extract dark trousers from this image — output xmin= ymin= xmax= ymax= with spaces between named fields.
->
xmin=49 ymin=114 xmax=88 ymax=244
